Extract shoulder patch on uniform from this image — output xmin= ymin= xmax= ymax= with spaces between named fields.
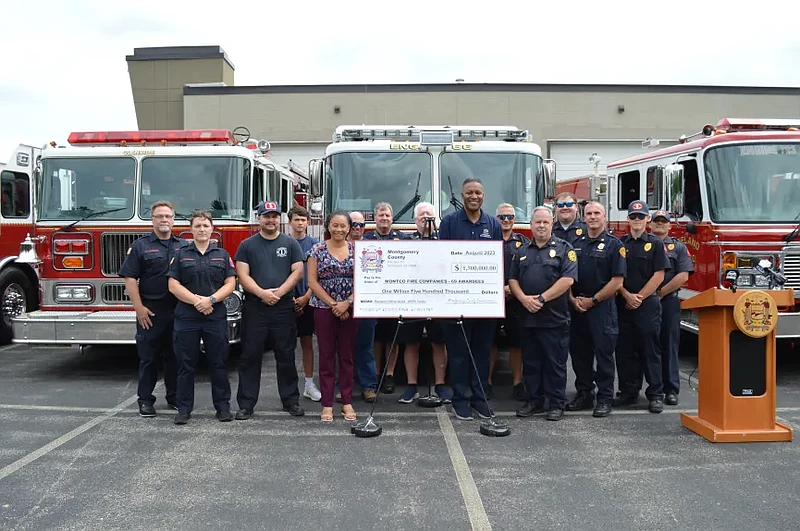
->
xmin=668 ymin=243 xmax=675 ymax=250
xmin=620 ymin=247 xmax=627 ymax=258
xmin=567 ymin=250 xmax=577 ymax=262
xmin=575 ymin=228 xmax=583 ymax=236
xmin=515 ymin=241 xmax=521 ymax=248
xmin=644 ymin=242 xmax=652 ymax=252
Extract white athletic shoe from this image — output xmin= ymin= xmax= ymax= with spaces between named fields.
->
xmin=303 ymin=382 xmax=322 ymax=402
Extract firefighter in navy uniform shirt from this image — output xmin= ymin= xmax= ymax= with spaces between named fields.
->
xmin=614 ymin=200 xmax=670 ymax=413
xmin=168 ymin=210 xmax=236 ymax=425
xmin=363 ymin=201 xmax=408 ymax=393
xmin=510 ymin=206 xmax=577 ymax=421
xmin=650 ymin=210 xmax=694 ymax=406
xmin=119 ymin=201 xmax=187 ymax=417
xmin=565 ymin=201 xmax=626 ymax=418
xmin=488 ymin=203 xmax=530 ymax=401
xmin=439 ymin=177 xmax=503 ymax=421
xmin=552 ymin=192 xmax=587 ymax=246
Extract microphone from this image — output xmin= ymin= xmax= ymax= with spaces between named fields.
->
xmin=754 ymin=259 xmax=786 ymax=288
xmin=724 ymin=268 xmax=740 ymax=292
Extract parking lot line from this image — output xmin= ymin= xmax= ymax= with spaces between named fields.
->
xmin=0 ymin=389 xmax=149 ymax=482
xmin=436 ymin=408 xmax=492 ymax=531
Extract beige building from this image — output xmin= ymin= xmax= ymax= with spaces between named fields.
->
xmin=127 ymin=45 xmax=800 ymax=180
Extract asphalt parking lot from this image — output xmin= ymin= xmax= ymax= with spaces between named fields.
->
xmin=1 ymin=340 xmax=800 ymax=531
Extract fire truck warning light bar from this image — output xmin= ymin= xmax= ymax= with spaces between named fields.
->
xmin=66 ymin=130 xmax=236 ymax=147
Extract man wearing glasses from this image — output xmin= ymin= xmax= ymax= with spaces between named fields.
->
xmin=552 ymin=192 xmax=587 ymax=245
xmin=614 ymin=200 xmax=669 ymax=413
xmin=348 ymin=211 xmax=379 ymax=402
xmin=119 ymin=200 xmax=187 ymax=417
xmin=488 ymin=203 xmax=529 ymax=401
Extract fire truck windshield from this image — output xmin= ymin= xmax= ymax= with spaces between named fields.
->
xmin=325 ymin=152 xmax=432 ymax=223
xmin=705 ymin=143 xmax=800 ymax=223
xmin=39 ymin=157 xmax=136 ymax=220
xmin=438 ymin=152 xmax=542 ymax=222
xmin=138 ymin=156 xmax=251 ymax=220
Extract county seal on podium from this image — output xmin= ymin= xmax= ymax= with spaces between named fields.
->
xmin=733 ymin=290 xmax=777 ymax=338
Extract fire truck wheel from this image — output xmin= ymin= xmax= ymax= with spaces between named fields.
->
xmin=0 ymin=267 xmax=34 ymax=345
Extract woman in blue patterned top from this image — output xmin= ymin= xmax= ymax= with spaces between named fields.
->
xmin=307 ymin=210 xmax=358 ymax=422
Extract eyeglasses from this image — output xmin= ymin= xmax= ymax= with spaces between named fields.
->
xmin=152 ymin=214 xmax=174 ymax=219
xmin=351 ymin=222 xmax=366 ymax=228
xmin=556 ymin=201 xmax=575 ymax=208
xmin=628 ymin=213 xmax=647 ymax=220
xmin=497 ymin=214 xmax=515 ymax=221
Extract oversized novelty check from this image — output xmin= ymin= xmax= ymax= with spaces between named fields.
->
xmin=353 ymin=240 xmax=505 ymax=319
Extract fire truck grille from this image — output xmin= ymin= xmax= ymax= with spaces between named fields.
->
xmin=101 ymin=283 xmax=130 ymax=304
xmin=781 ymin=251 xmax=800 ymax=291
xmin=101 ymin=232 xmax=149 ymax=276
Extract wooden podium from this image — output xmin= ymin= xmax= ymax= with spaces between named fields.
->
xmin=681 ymin=288 xmax=794 ymax=442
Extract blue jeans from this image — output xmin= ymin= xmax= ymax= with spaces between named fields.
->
xmin=355 ymin=319 xmax=378 ymax=391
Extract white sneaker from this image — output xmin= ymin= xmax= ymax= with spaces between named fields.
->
xmin=303 ymin=382 xmax=321 ymax=402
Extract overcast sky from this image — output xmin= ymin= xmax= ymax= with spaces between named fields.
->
xmin=2 ymin=0 xmax=799 ymax=161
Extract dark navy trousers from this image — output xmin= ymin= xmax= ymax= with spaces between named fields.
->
xmin=135 ymin=300 xmax=177 ymax=407
xmin=569 ymin=300 xmax=618 ymax=404
xmin=616 ymin=295 xmax=664 ymax=400
xmin=173 ymin=317 xmax=231 ymax=414
xmin=520 ymin=325 xmax=570 ymax=410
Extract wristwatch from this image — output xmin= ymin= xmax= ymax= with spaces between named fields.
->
xmin=210 ymin=296 xmax=218 ymax=304
xmin=347 ymin=297 xmax=354 ymax=304
xmin=537 ymin=294 xmax=546 ymax=304
xmin=591 ymin=296 xmax=600 ymax=305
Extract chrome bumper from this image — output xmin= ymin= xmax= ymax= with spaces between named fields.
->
xmin=11 ymin=310 xmax=241 ymax=345
xmin=680 ymin=309 xmax=800 ymax=339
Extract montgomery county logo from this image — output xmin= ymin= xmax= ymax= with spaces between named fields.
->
xmin=360 ymin=245 xmax=384 ymax=273
xmin=734 ymin=290 xmax=778 ymax=338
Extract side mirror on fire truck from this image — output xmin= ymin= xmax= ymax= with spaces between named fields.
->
xmin=542 ymin=159 xmax=557 ymax=200
xmin=664 ymin=163 xmax=685 ymax=219
xmin=308 ymin=159 xmax=323 ymax=196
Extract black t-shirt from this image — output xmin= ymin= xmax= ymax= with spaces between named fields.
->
xmin=234 ymin=232 xmax=303 ymax=307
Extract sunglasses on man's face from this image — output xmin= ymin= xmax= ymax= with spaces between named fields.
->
xmin=497 ymin=214 xmax=515 ymax=221
xmin=628 ymin=213 xmax=647 ymax=221
xmin=556 ymin=201 xmax=575 ymax=208
xmin=351 ymin=222 xmax=366 ymax=228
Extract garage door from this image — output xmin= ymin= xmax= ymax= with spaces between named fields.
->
xmin=548 ymin=141 xmax=678 ymax=182
xmin=266 ymin=143 xmax=327 ymax=171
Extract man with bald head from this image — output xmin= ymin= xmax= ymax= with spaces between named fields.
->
xmin=566 ymin=201 xmax=626 ymax=417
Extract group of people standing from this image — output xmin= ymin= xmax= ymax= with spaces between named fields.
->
xmin=120 ymin=177 xmax=692 ymax=425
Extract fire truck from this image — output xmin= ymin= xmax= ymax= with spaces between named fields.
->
xmin=0 ymin=144 xmax=38 ymax=344
xmin=556 ymin=118 xmax=800 ymax=338
xmin=307 ymin=125 xmax=556 ymax=236
xmin=11 ymin=127 xmax=297 ymax=347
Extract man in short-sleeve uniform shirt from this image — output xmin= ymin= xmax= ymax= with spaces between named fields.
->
xmin=615 ymin=200 xmax=670 ymax=413
xmin=510 ymin=206 xmax=577 ymax=421
xmin=439 ymin=178 xmax=503 ymax=421
xmin=552 ymin=192 xmax=587 ymax=246
xmin=118 ymin=201 xmax=187 ymax=417
xmin=650 ymin=210 xmax=694 ymax=406
xmin=234 ymin=201 xmax=305 ymax=419
xmin=565 ymin=201 xmax=626 ymax=418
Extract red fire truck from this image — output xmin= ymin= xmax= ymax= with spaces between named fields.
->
xmin=556 ymin=118 xmax=800 ymax=338
xmin=11 ymin=127 xmax=296 ymax=347
xmin=0 ymin=144 xmax=38 ymax=344
xmin=307 ymin=125 xmax=556 ymax=238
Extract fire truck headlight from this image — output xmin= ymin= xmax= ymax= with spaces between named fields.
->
xmin=54 ymin=285 xmax=94 ymax=302
xmin=224 ymin=291 xmax=243 ymax=316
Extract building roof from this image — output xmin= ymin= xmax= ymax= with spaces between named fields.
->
xmin=126 ymin=46 xmax=234 ymax=70
xmin=183 ymin=82 xmax=800 ymax=96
